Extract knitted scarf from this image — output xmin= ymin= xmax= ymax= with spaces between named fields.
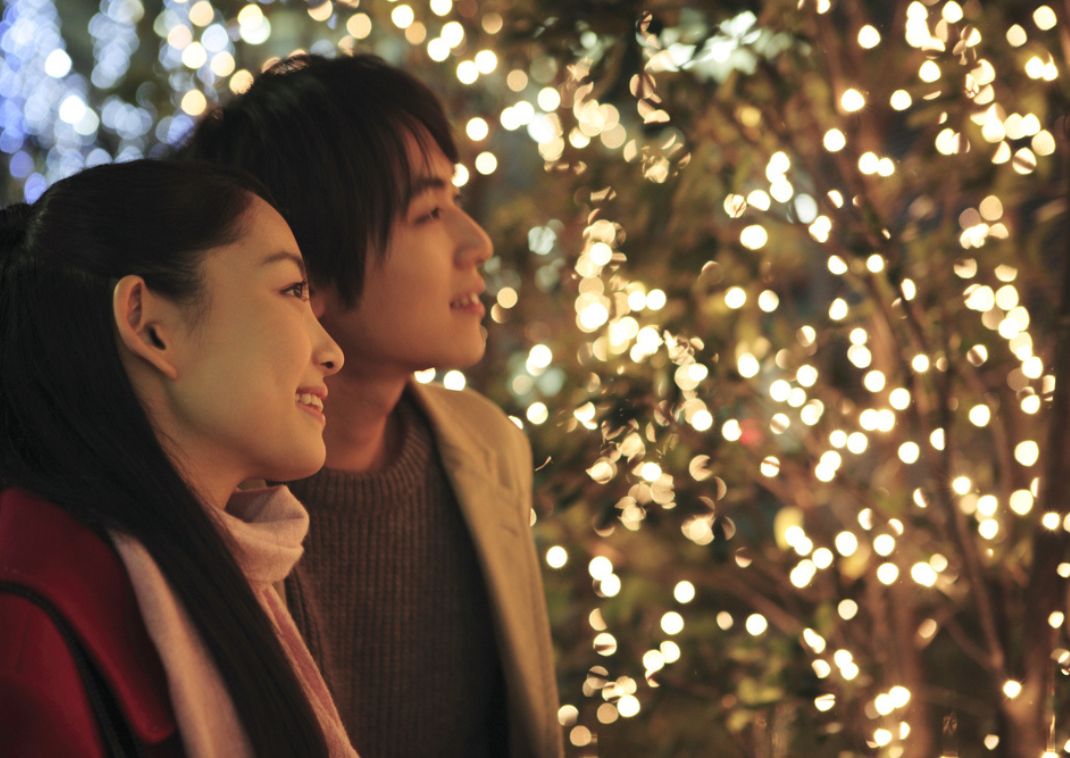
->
xmin=111 ymin=486 xmax=357 ymax=757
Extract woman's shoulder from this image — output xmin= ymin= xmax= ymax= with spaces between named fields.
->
xmin=0 ymin=488 xmax=136 ymax=631
xmin=0 ymin=488 xmax=177 ymax=749
xmin=0 ymin=488 xmax=123 ymax=592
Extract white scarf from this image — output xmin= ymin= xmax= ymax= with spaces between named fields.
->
xmin=111 ymin=486 xmax=358 ymax=757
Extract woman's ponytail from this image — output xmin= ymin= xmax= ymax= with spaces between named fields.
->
xmin=0 ymin=202 xmax=33 ymax=257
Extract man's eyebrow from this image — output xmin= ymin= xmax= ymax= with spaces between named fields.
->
xmin=407 ymin=175 xmax=450 ymax=200
xmin=260 ymin=251 xmax=306 ymax=276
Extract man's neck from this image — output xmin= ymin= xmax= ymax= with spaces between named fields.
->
xmin=321 ymin=369 xmax=409 ymax=473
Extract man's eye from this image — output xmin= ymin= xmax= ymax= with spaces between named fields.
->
xmin=284 ymin=281 xmax=310 ymax=301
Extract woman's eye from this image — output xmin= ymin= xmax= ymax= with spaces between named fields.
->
xmin=418 ymin=207 xmax=442 ymax=223
xmin=284 ymin=281 xmax=310 ymax=301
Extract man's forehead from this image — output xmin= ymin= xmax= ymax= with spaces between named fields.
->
xmin=408 ymin=174 xmax=451 ymax=197
xmin=402 ymin=130 xmax=454 ymax=183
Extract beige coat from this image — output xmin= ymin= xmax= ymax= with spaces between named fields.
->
xmin=409 ymin=381 xmax=563 ymax=758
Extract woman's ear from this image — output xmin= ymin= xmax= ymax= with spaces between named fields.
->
xmin=112 ymin=275 xmax=180 ymax=380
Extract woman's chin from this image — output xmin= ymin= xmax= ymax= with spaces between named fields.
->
xmin=266 ymin=449 xmax=326 ymax=484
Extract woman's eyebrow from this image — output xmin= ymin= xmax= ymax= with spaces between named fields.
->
xmin=259 ymin=250 xmax=306 ymax=276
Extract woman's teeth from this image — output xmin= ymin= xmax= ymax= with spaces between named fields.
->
xmin=296 ymin=393 xmax=323 ymax=411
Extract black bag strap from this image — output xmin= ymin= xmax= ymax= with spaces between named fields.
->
xmin=0 ymin=581 xmax=142 ymax=757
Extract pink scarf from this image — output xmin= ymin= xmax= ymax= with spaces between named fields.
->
xmin=111 ymin=487 xmax=357 ymax=757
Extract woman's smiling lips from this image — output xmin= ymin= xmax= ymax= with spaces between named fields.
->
xmin=296 ymin=387 xmax=327 ymax=423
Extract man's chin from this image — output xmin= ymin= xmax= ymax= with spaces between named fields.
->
xmin=422 ymin=351 xmax=486 ymax=375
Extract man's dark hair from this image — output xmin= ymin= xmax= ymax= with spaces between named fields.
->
xmin=179 ymin=53 xmax=459 ymax=307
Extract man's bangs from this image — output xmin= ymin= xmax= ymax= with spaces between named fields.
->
xmin=397 ymin=122 xmax=452 ymax=209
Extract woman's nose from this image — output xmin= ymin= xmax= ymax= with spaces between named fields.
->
xmin=313 ymin=319 xmax=344 ymax=375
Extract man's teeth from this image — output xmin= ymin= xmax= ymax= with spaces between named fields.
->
xmin=451 ymin=293 xmax=480 ymax=308
xmin=296 ymin=393 xmax=323 ymax=411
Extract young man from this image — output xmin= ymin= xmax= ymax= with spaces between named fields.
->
xmin=181 ymin=55 xmax=562 ymax=757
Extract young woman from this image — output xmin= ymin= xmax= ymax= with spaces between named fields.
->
xmin=0 ymin=160 xmax=356 ymax=757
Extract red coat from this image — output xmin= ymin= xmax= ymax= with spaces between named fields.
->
xmin=0 ymin=488 xmax=182 ymax=756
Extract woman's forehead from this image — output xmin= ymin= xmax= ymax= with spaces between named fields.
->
xmin=202 ymin=197 xmax=301 ymax=272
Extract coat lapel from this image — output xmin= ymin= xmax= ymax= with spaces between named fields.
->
xmin=408 ymin=383 xmax=527 ymax=537
xmin=408 ymin=383 xmax=552 ymax=758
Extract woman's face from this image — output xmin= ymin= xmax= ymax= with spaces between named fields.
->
xmin=164 ymin=197 xmax=343 ymax=489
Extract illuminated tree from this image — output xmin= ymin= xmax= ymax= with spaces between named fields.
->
xmin=3 ymin=1 xmax=1070 ymax=755
xmin=505 ymin=3 xmax=1070 ymax=756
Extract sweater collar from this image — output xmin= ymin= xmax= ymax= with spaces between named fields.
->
xmin=406 ymin=382 xmax=497 ymax=481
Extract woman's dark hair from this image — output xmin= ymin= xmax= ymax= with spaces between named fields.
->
xmin=179 ymin=53 xmax=458 ymax=308
xmin=0 ymin=159 xmax=328 ymax=757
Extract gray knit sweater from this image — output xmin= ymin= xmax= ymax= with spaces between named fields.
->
xmin=285 ymin=399 xmax=508 ymax=757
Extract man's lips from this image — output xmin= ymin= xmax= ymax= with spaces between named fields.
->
xmin=450 ymin=291 xmax=486 ymax=316
xmin=450 ymin=292 xmax=482 ymax=308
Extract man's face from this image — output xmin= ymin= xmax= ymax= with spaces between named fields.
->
xmin=314 ymin=134 xmax=493 ymax=380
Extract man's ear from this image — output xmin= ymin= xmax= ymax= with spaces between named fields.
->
xmin=309 ymin=283 xmax=336 ymax=320
xmin=112 ymin=275 xmax=180 ymax=380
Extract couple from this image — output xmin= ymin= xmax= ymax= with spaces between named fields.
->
xmin=0 ymin=55 xmax=562 ymax=757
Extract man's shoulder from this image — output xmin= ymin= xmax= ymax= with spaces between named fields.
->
xmin=408 ymin=381 xmax=526 ymax=453
xmin=409 ymin=381 xmax=515 ymax=428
